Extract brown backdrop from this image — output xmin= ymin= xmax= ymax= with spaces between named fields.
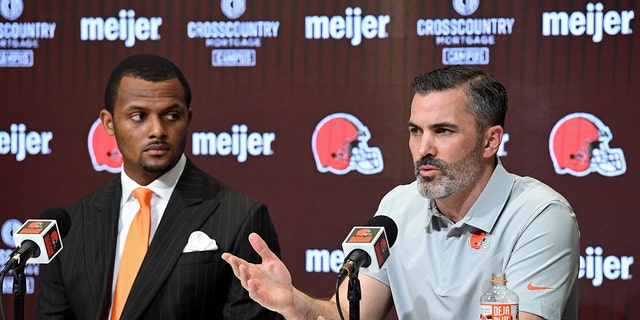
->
xmin=0 ymin=0 xmax=637 ymax=318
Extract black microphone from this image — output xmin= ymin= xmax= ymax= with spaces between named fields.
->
xmin=339 ymin=215 xmax=398 ymax=279
xmin=1 ymin=207 xmax=71 ymax=274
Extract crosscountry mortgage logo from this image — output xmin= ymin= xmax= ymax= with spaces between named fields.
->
xmin=452 ymin=0 xmax=480 ymax=16
xmin=0 ymin=0 xmax=56 ymax=67
xmin=212 ymin=48 xmax=255 ymax=67
xmin=416 ymin=0 xmax=514 ymax=66
xmin=0 ymin=0 xmax=23 ymax=21
xmin=186 ymin=0 xmax=279 ymax=67
xmin=221 ymin=0 xmax=246 ymax=20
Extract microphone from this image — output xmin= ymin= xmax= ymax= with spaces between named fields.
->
xmin=1 ymin=207 xmax=71 ymax=274
xmin=339 ymin=215 xmax=398 ymax=279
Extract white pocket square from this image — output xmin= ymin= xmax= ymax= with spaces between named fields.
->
xmin=183 ymin=231 xmax=218 ymax=253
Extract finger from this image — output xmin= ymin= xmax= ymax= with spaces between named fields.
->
xmin=245 ymin=279 xmax=268 ymax=307
xmin=221 ymin=252 xmax=232 ymax=263
xmin=238 ymin=263 xmax=250 ymax=287
xmin=222 ymin=253 xmax=249 ymax=281
xmin=246 ymin=278 xmax=258 ymax=292
xmin=248 ymin=232 xmax=279 ymax=261
xmin=221 ymin=252 xmax=240 ymax=269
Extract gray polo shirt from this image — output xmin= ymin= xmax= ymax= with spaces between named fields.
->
xmin=364 ymin=162 xmax=580 ymax=320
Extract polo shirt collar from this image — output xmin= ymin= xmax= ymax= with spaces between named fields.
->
xmin=462 ymin=159 xmax=515 ymax=233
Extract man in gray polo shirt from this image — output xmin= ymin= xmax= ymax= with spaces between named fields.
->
xmin=223 ymin=65 xmax=580 ymax=320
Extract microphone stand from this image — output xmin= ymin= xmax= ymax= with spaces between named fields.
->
xmin=347 ymin=269 xmax=361 ymax=320
xmin=12 ymin=266 xmax=25 ymax=320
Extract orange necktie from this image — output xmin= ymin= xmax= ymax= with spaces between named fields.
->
xmin=111 ymin=187 xmax=153 ymax=320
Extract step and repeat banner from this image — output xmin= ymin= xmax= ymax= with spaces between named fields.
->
xmin=0 ymin=0 xmax=637 ymax=318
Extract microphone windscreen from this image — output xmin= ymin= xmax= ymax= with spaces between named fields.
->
xmin=364 ymin=215 xmax=398 ymax=247
xmin=37 ymin=207 xmax=72 ymax=238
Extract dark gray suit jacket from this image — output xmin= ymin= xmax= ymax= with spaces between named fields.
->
xmin=36 ymin=160 xmax=282 ymax=320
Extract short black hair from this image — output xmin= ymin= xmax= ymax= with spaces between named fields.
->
xmin=104 ymin=54 xmax=191 ymax=113
xmin=411 ymin=65 xmax=507 ymax=131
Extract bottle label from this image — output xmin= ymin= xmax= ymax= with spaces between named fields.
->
xmin=480 ymin=303 xmax=519 ymax=320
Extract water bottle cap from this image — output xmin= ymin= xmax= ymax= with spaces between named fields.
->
xmin=491 ymin=272 xmax=508 ymax=283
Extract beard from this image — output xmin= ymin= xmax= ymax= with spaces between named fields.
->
xmin=142 ymin=162 xmax=174 ymax=174
xmin=414 ymin=139 xmax=484 ymax=199
xmin=139 ymin=140 xmax=185 ymax=174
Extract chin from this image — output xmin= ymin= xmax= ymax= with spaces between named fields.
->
xmin=141 ymin=160 xmax=174 ymax=174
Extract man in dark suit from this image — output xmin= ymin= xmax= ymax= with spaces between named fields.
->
xmin=36 ymin=54 xmax=282 ymax=320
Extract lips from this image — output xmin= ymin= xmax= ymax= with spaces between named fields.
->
xmin=144 ymin=143 xmax=170 ymax=156
xmin=419 ymin=165 xmax=439 ymax=176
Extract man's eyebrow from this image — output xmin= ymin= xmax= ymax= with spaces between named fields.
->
xmin=125 ymin=103 xmax=183 ymax=111
xmin=429 ymin=121 xmax=459 ymax=130
xmin=162 ymin=103 xmax=184 ymax=111
xmin=407 ymin=121 xmax=460 ymax=130
xmin=122 ymin=104 xmax=145 ymax=111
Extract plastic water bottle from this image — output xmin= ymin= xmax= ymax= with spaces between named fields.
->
xmin=480 ymin=273 xmax=519 ymax=320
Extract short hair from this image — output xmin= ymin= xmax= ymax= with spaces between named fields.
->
xmin=104 ymin=54 xmax=192 ymax=113
xmin=410 ymin=65 xmax=507 ymax=131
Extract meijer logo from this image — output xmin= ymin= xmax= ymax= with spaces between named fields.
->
xmin=542 ymin=2 xmax=634 ymax=43
xmin=305 ymin=7 xmax=390 ymax=46
xmin=0 ymin=123 xmax=52 ymax=161
xmin=191 ymin=124 xmax=275 ymax=163
xmin=80 ymin=9 xmax=162 ymax=47
xmin=580 ymin=246 xmax=633 ymax=287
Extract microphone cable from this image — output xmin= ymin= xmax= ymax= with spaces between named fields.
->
xmin=335 ymin=275 xmax=346 ymax=320
xmin=0 ymin=267 xmax=13 ymax=320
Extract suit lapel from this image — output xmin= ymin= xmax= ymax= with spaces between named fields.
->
xmin=122 ymin=161 xmax=222 ymax=319
xmin=83 ymin=179 xmax=121 ymax=318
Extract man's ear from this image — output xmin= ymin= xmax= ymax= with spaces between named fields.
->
xmin=483 ymin=125 xmax=503 ymax=159
xmin=99 ymin=109 xmax=115 ymax=136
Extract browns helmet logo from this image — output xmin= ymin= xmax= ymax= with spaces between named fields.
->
xmin=356 ymin=228 xmax=373 ymax=237
xmin=470 ymin=230 xmax=488 ymax=251
xmin=87 ymin=118 xmax=122 ymax=173
xmin=549 ymin=113 xmax=626 ymax=177
xmin=311 ymin=113 xmax=384 ymax=175
xmin=28 ymin=221 xmax=44 ymax=229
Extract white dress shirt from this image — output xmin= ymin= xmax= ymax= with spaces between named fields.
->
xmin=108 ymin=154 xmax=186 ymax=317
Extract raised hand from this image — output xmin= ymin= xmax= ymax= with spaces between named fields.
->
xmin=224 ymin=233 xmax=348 ymax=320
xmin=222 ymin=232 xmax=295 ymax=314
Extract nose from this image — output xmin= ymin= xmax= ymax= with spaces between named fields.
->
xmin=148 ymin=115 xmax=167 ymax=139
xmin=417 ymin=134 xmax=435 ymax=158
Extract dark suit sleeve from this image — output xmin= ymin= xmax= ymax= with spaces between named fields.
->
xmin=223 ymin=201 xmax=282 ymax=320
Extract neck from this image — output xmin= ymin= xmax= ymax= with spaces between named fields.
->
xmin=435 ymin=163 xmax=495 ymax=223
